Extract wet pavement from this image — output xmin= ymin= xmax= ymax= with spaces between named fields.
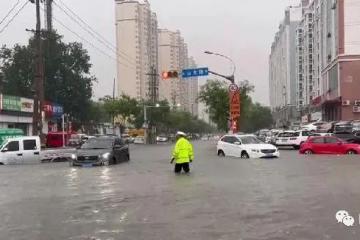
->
xmin=1 ymin=141 xmax=360 ymax=240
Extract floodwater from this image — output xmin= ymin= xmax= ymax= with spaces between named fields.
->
xmin=1 ymin=142 xmax=360 ymax=240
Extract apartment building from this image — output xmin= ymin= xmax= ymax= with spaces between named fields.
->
xmin=158 ymin=29 xmax=198 ymax=113
xmin=269 ymin=5 xmax=303 ymax=127
xmin=115 ymin=0 xmax=158 ymax=100
xmin=296 ymin=1 xmax=321 ymax=109
xmin=187 ymin=57 xmax=199 ymax=116
xmin=296 ymin=0 xmax=360 ymax=122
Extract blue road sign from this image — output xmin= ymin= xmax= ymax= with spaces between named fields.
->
xmin=182 ymin=67 xmax=209 ymax=78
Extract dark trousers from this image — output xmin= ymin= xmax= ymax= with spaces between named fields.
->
xmin=174 ymin=163 xmax=190 ymax=173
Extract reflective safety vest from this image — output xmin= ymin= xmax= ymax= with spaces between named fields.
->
xmin=172 ymin=137 xmax=194 ymax=164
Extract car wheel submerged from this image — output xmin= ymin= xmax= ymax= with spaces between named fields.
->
xmin=304 ymin=149 xmax=313 ymax=155
xmin=347 ymin=150 xmax=357 ymax=155
xmin=241 ymin=151 xmax=250 ymax=159
xmin=218 ymin=150 xmax=225 ymax=157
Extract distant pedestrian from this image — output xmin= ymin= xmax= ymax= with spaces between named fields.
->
xmin=171 ymin=131 xmax=194 ymax=174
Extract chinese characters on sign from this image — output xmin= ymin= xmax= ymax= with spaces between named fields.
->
xmin=182 ymin=67 xmax=209 ymax=78
xmin=229 ymin=84 xmax=240 ymax=132
xmin=0 ymin=94 xmax=34 ymax=113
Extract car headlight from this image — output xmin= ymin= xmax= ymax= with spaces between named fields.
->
xmin=100 ymin=153 xmax=110 ymax=160
xmin=71 ymin=154 xmax=76 ymax=160
xmin=251 ymin=149 xmax=260 ymax=153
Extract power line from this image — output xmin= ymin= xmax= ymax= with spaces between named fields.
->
xmin=44 ymin=7 xmax=136 ymax=70
xmin=0 ymin=0 xmax=21 ymax=26
xmin=56 ymin=0 xmax=116 ymax=50
xmin=0 ymin=0 xmax=29 ymax=34
xmin=53 ymin=0 xmax=136 ymax=65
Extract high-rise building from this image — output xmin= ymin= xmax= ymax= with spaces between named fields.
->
xmin=318 ymin=0 xmax=360 ymax=121
xmin=269 ymin=5 xmax=303 ymax=127
xmin=158 ymin=29 xmax=197 ymax=113
xmin=295 ymin=0 xmax=360 ymax=122
xmin=296 ymin=1 xmax=318 ymax=109
xmin=115 ymin=0 xmax=158 ymax=100
xmin=187 ymin=57 xmax=199 ymax=116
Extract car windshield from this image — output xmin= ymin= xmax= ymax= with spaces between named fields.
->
xmin=240 ymin=136 xmax=263 ymax=144
xmin=80 ymin=138 xmax=113 ymax=149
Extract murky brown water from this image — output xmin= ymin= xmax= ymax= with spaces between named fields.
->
xmin=0 ymin=142 xmax=360 ymax=240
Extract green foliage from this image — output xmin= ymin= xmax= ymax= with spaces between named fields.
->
xmin=102 ymin=94 xmax=141 ymax=126
xmin=0 ymin=31 xmax=95 ymax=123
xmin=199 ymin=79 xmax=272 ymax=132
xmin=198 ymin=80 xmax=229 ymax=131
xmin=102 ymin=96 xmax=214 ymax=134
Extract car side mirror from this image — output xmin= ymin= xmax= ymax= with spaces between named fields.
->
xmin=234 ymin=142 xmax=241 ymax=145
xmin=1 ymin=148 xmax=8 ymax=152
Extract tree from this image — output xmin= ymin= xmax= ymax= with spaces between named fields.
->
xmin=199 ymin=79 xmax=272 ymax=132
xmin=102 ymin=94 xmax=141 ymax=127
xmin=0 ymin=31 xmax=96 ymax=124
xmin=242 ymin=103 xmax=273 ymax=133
xmin=198 ymin=80 xmax=229 ymax=131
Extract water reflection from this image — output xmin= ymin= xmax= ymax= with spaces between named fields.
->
xmin=100 ymin=167 xmax=114 ymax=196
xmin=66 ymin=168 xmax=79 ymax=190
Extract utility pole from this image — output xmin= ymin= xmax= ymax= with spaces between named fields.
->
xmin=146 ymin=66 xmax=159 ymax=104
xmin=45 ymin=0 xmax=53 ymax=32
xmin=145 ymin=67 xmax=159 ymax=144
xmin=31 ymin=0 xmax=45 ymax=138
xmin=112 ymin=78 xmax=116 ymax=135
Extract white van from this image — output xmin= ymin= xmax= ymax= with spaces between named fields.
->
xmin=0 ymin=136 xmax=41 ymax=165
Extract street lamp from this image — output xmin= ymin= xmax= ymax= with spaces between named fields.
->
xmin=204 ymin=50 xmax=238 ymax=133
xmin=204 ymin=50 xmax=236 ymax=83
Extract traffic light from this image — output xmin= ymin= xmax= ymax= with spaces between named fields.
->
xmin=162 ymin=71 xmax=179 ymax=80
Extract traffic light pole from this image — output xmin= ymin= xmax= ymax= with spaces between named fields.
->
xmin=205 ymin=51 xmax=238 ymax=133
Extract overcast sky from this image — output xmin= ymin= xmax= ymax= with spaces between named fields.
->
xmin=0 ymin=0 xmax=300 ymax=105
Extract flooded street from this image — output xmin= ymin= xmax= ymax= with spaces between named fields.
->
xmin=1 ymin=141 xmax=360 ymax=240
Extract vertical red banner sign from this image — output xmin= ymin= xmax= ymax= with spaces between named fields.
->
xmin=229 ymin=84 xmax=241 ymax=132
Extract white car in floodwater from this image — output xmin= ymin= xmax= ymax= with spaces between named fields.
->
xmin=217 ymin=134 xmax=279 ymax=159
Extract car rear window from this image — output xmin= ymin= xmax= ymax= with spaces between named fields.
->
xmin=278 ymin=132 xmax=295 ymax=137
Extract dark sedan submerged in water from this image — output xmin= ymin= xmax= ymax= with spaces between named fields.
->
xmin=70 ymin=136 xmax=129 ymax=167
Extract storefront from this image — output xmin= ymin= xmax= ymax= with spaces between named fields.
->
xmin=0 ymin=94 xmax=34 ymax=135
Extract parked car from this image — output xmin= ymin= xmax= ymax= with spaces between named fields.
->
xmin=275 ymin=130 xmax=313 ymax=149
xmin=299 ymin=136 xmax=360 ymax=155
xmin=352 ymin=120 xmax=360 ymax=133
xmin=68 ymin=134 xmax=86 ymax=147
xmin=316 ymin=121 xmax=336 ymax=133
xmin=333 ymin=121 xmax=358 ymax=142
xmin=0 ymin=136 xmax=41 ymax=165
xmin=70 ymin=136 xmax=129 ymax=167
xmin=156 ymin=135 xmax=168 ymax=143
xmin=121 ymin=134 xmax=134 ymax=144
xmin=217 ymin=134 xmax=279 ymax=159
xmin=134 ymin=136 xmax=145 ymax=144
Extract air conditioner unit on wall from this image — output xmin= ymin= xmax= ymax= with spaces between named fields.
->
xmin=353 ymin=106 xmax=360 ymax=113
xmin=355 ymin=100 xmax=360 ymax=106
xmin=342 ymin=100 xmax=351 ymax=106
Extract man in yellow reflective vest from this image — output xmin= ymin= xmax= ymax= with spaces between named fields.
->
xmin=171 ymin=131 xmax=194 ymax=174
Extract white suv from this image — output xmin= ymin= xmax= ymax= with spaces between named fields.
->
xmin=217 ymin=134 xmax=279 ymax=159
xmin=275 ymin=130 xmax=312 ymax=149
